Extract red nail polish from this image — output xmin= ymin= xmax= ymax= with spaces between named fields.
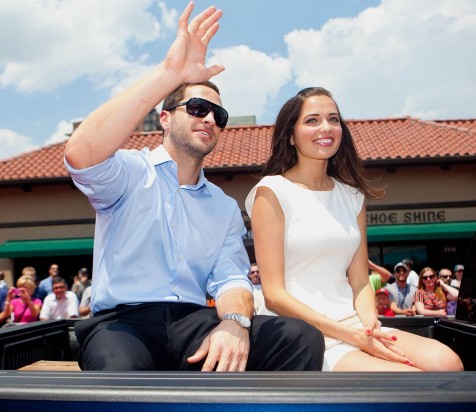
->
xmin=391 ymin=335 xmax=397 ymax=341
xmin=366 ymin=329 xmax=371 ymax=335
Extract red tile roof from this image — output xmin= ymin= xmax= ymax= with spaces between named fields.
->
xmin=0 ymin=117 xmax=475 ymax=184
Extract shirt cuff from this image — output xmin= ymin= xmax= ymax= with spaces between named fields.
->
xmin=215 ymin=279 xmax=253 ymax=300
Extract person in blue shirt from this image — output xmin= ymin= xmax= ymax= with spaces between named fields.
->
xmin=37 ymin=263 xmax=60 ymax=301
xmin=64 ymin=2 xmax=324 ymax=372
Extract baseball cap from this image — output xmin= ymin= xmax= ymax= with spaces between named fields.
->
xmin=394 ymin=262 xmax=408 ymax=272
xmin=78 ymin=268 xmax=89 ymax=275
xmin=376 ymin=288 xmax=389 ymax=297
xmin=454 ymin=264 xmax=464 ymax=272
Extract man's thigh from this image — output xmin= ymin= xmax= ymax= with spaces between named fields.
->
xmin=81 ymin=320 xmax=170 ymax=370
xmin=169 ymin=306 xmax=221 ymax=370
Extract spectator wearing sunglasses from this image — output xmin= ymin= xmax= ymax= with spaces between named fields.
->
xmin=437 ymin=268 xmax=459 ymax=315
xmin=248 ymin=263 xmax=274 ymax=315
xmin=385 ymin=262 xmax=417 ymax=316
xmin=414 ymin=267 xmax=447 ymax=316
xmin=64 ymin=3 xmax=324 ymax=372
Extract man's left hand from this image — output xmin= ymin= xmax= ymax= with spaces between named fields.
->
xmin=187 ymin=320 xmax=250 ymax=371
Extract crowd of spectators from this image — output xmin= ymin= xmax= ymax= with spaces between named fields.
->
xmin=0 ymin=264 xmax=91 ymax=327
xmin=368 ymin=259 xmax=464 ymax=318
xmin=0 ymin=258 xmax=467 ymax=327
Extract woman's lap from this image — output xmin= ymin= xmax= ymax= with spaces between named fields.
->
xmin=323 ymin=325 xmax=394 ymax=371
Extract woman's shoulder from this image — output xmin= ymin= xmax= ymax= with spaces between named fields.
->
xmin=256 ymin=175 xmax=284 ymax=187
xmin=245 ymin=175 xmax=286 ymax=216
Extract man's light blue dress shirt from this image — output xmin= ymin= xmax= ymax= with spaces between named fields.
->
xmin=65 ymin=145 xmax=251 ymax=313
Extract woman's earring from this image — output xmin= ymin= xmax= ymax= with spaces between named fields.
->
xmin=290 ymin=137 xmax=295 ymax=145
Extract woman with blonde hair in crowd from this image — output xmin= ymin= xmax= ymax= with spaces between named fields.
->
xmin=2 ymin=275 xmax=42 ymax=325
xmin=414 ymin=267 xmax=447 ymax=316
xmin=246 ymin=86 xmax=463 ymax=372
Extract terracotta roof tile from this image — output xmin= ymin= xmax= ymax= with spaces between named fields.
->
xmin=0 ymin=117 xmax=475 ymax=184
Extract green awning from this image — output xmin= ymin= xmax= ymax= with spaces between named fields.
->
xmin=367 ymin=221 xmax=476 ymax=243
xmin=0 ymin=238 xmax=94 ymax=258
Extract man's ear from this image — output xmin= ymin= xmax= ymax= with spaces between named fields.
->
xmin=160 ymin=110 xmax=172 ymax=131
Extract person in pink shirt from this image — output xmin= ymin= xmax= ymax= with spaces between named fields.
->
xmin=3 ymin=275 xmax=42 ymax=324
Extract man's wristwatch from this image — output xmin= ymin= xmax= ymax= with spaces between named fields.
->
xmin=222 ymin=313 xmax=251 ymax=329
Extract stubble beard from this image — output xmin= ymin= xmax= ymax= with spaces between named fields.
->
xmin=169 ymin=124 xmax=216 ymax=160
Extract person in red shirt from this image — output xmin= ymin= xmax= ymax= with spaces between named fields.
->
xmin=376 ymin=288 xmax=395 ymax=317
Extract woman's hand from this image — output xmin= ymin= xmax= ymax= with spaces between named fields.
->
xmin=7 ymin=287 xmax=16 ymax=301
xmin=353 ymin=325 xmax=414 ymax=366
xmin=18 ymin=287 xmax=31 ymax=304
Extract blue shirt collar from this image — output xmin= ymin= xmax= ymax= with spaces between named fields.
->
xmin=150 ymin=145 xmax=210 ymax=194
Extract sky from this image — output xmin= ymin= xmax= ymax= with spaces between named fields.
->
xmin=1 ymin=0 xmax=475 ymax=161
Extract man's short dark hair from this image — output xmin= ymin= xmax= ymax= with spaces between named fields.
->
xmin=52 ymin=276 xmax=66 ymax=286
xmin=162 ymin=81 xmax=220 ymax=111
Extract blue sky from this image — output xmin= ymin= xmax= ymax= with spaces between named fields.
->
xmin=1 ymin=0 xmax=475 ymax=160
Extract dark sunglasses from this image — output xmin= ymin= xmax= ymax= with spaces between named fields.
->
xmin=396 ymin=269 xmax=407 ymax=274
xmin=439 ymin=275 xmax=451 ymax=279
xmin=422 ymin=274 xmax=436 ymax=280
xmin=165 ymin=97 xmax=228 ymax=129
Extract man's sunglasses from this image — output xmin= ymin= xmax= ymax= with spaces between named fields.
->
xmin=165 ymin=97 xmax=228 ymax=129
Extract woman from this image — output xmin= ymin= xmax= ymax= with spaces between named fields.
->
xmin=414 ymin=267 xmax=447 ymax=316
xmin=245 ymin=87 xmax=463 ymax=372
xmin=2 ymin=275 xmax=42 ymax=324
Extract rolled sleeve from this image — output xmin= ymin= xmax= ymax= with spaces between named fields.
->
xmin=207 ymin=205 xmax=252 ymax=299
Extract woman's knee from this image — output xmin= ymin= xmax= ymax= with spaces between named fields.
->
xmin=430 ymin=344 xmax=464 ymax=371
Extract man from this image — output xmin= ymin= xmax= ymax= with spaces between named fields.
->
xmin=39 ymin=277 xmax=79 ymax=320
xmin=37 ymin=263 xmax=60 ymax=301
xmin=385 ymin=262 xmax=417 ymax=316
xmin=248 ymin=263 xmax=260 ymax=287
xmin=438 ymin=268 xmax=459 ymax=315
xmin=403 ymin=258 xmax=419 ymax=288
xmin=451 ymin=264 xmax=464 ymax=289
xmin=438 ymin=268 xmax=453 ymax=286
xmin=79 ymin=285 xmax=92 ymax=318
xmin=64 ymin=3 xmax=324 ymax=372
xmin=247 ymin=263 xmax=272 ymax=315
xmin=71 ymin=268 xmax=91 ymax=301
xmin=21 ymin=266 xmax=41 ymax=300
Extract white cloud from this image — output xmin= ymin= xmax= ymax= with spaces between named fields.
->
xmin=208 ymin=45 xmax=292 ymax=120
xmin=44 ymin=120 xmax=73 ymax=146
xmin=284 ymin=0 xmax=476 ymax=119
xmin=0 ymin=0 xmax=172 ymax=93
xmin=0 ymin=129 xmax=38 ymax=161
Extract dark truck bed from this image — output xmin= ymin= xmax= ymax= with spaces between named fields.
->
xmin=0 ymin=317 xmax=475 ymax=411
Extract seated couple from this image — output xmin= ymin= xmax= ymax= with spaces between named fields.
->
xmin=66 ymin=3 xmax=462 ymax=372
